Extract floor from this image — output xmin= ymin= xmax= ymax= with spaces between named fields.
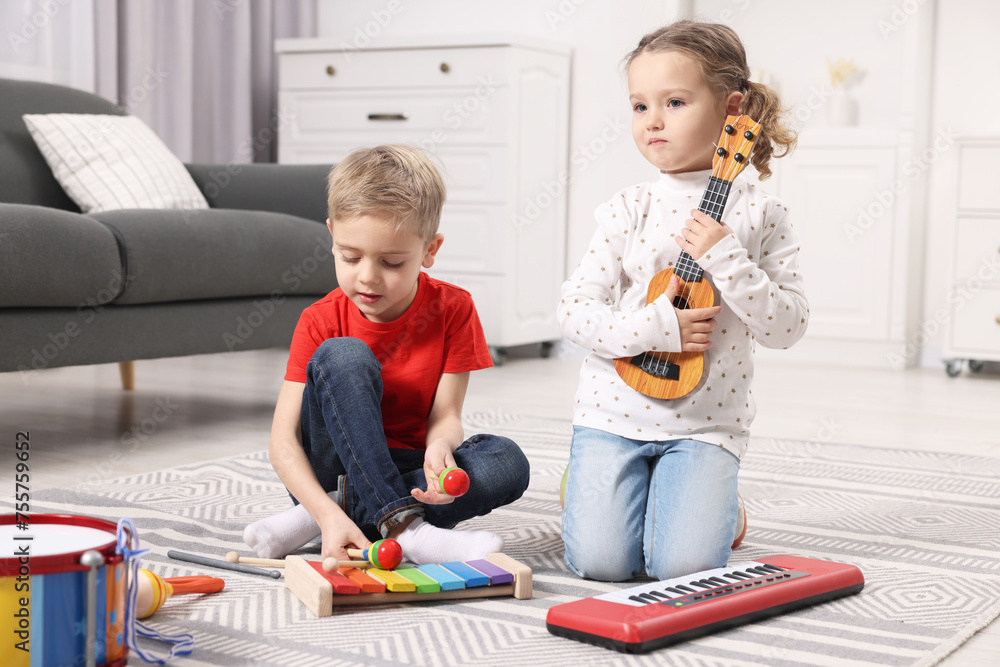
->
xmin=1 ymin=348 xmax=998 ymax=664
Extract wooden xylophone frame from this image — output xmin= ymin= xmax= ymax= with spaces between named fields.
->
xmin=285 ymin=553 xmax=532 ymax=617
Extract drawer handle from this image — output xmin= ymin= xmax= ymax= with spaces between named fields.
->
xmin=440 ymin=62 xmax=450 ymax=73
xmin=368 ymin=113 xmax=409 ymax=121
xmin=325 ymin=65 xmax=335 ymax=76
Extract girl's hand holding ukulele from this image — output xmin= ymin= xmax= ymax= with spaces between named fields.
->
xmin=676 ymin=208 xmax=735 ymax=260
xmin=657 ymin=274 xmax=722 ymax=352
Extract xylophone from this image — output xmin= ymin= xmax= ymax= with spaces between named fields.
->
xmin=286 ymin=553 xmax=532 ymax=617
xmin=546 ymin=554 xmax=864 ymax=653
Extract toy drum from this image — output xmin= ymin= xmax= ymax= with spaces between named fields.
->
xmin=0 ymin=514 xmax=127 ymax=667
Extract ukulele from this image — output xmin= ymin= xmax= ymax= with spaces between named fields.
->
xmin=613 ymin=114 xmax=762 ymax=400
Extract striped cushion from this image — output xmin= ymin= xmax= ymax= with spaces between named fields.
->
xmin=21 ymin=113 xmax=209 ymax=213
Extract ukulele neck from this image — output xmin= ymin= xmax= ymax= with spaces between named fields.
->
xmin=675 ymin=176 xmax=734 ymax=283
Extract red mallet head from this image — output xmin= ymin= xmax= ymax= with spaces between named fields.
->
xmin=367 ymin=538 xmax=403 ymax=570
xmin=439 ymin=467 xmax=470 ymax=497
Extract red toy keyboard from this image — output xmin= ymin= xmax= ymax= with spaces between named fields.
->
xmin=546 ymin=554 xmax=864 ymax=653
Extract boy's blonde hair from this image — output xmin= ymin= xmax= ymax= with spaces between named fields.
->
xmin=327 ymin=145 xmax=446 ymax=242
xmin=623 ymin=20 xmax=797 ymax=180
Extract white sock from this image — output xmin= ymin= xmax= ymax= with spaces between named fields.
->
xmin=395 ymin=517 xmax=503 ymax=565
xmin=243 ymin=491 xmax=337 ymax=559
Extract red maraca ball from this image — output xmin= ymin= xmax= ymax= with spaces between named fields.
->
xmin=439 ymin=467 xmax=470 ymax=497
xmin=369 ymin=538 xmax=403 ymax=570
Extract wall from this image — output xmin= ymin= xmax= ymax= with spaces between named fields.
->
xmin=923 ymin=0 xmax=1000 ymax=366
xmin=312 ymin=1 xmax=993 ymax=366
xmin=315 ymin=0 xmax=680 ymax=268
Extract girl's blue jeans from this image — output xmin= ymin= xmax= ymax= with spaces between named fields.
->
xmin=297 ymin=337 xmax=530 ymax=539
xmin=562 ymin=425 xmax=740 ymax=581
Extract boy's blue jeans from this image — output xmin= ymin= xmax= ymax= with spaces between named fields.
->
xmin=297 ymin=337 xmax=530 ymax=539
xmin=562 ymin=426 xmax=740 ymax=582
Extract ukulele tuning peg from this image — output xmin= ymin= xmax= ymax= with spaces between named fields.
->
xmin=724 ymin=124 xmax=735 ymax=134
xmin=734 ymin=153 xmax=745 ymax=163
xmin=716 ymin=147 xmax=727 ymax=157
xmin=744 ymin=130 xmax=754 ymax=140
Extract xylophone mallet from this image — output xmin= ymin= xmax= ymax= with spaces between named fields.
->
xmin=322 ymin=538 xmax=403 ymax=572
xmin=225 ymin=551 xmax=286 ymax=568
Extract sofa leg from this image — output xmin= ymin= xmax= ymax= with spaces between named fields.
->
xmin=119 ymin=361 xmax=135 ymax=390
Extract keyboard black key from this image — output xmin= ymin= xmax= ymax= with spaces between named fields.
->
xmin=676 ymin=585 xmax=696 ymax=593
xmin=628 ymin=595 xmax=650 ymax=604
xmin=664 ymin=587 xmax=686 ymax=595
xmin=760 ymin=564 xmax=784 ymax=573
xmin=648 ymin=590 xmax=671 ymax=600
xmin=689 ymin=581 xmax=712 ymax=589
xmin=707 ymin=577 xmax=729 ymax=586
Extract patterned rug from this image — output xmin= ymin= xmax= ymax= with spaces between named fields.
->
xmin=14 ymin=411 xmax=1000 ymax=666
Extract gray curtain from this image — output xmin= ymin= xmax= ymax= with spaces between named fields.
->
xmin=94 ymin=0 xmax=316 ymax=164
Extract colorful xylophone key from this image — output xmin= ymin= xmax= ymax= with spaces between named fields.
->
xmin=287 ymin=553 xmax=532 ymax=616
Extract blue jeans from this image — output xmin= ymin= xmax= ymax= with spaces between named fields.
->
xmin=562 ymin=426 xmax=740 ymax=581
xmin=298 ymin=337 xmax=530 ymax=539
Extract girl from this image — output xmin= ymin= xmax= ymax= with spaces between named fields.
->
xmin=558 ymin=21 xmax=806 ymax=582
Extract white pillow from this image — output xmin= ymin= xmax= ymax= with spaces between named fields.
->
xmin=21 ymin=113 xmax=209 ymax=213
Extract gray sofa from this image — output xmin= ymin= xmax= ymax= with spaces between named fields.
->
xmin=0 ymin=78 xmax=338 ymax=385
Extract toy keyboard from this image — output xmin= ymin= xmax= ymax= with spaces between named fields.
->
xmin=546 ymin=554 xmax=864 ymax=653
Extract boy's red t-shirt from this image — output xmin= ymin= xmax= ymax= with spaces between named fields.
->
xmin=284 ymin=272 xmax=493 ymax=450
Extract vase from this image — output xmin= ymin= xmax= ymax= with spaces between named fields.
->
xmin=827 ymin=90 xmax=858 ymax=126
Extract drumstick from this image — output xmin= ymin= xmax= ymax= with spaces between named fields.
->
xmin=225 ymin=551 xmax=286 ymax=568
xmin=167 ymin=550 xmax=282 ymax=579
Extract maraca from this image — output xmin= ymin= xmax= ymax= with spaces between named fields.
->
xmin=323 ymin=538 xmax=403 ymax=572
xmin=438 ymin=466 xmax=470 ymax=497
xmin=135 ymin=569 xmax=225 ymax=619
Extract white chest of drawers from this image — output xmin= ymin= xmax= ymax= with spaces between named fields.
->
xmin=944 ymin=138 xmax=1000 ymax=375
xmin=275 ymin=35 xmax=571 ymax=361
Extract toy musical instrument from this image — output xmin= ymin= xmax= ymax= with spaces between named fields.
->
xmin=167 ymin=549 xmax=281 ymax=578
xmin=135 ymin=570 xmax=224 ymax=619
xmin=327 ymin=538 xmax=403 ymax=571
xmin=225 ymin=551 xmax=367 ymax=571
xmin=0 ymin=514 xmax=127 ymax=667
xmin=287 ymin=553 xmax=532 ymax=616
xmin=439 ymin=466 xmax=470 ymax=496
xmin=546 ymin=554 xmax=864 ymax=653
xmin=225 ymin=551 xmax=285 ymax=568
xmin=614 ymin=114 xmax=762 ymax=399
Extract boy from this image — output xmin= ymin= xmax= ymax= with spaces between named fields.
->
xmin=245 ymin=145 xmax=529 ymax=565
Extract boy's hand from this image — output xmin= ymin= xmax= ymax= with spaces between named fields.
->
xmin=318 ymin=513 xmax=370 ymax=561
xmin=411 ymin=439 xmax=457 ymax=505
xmin=675 ymin=209 xmax=734 ymax=260
xmin=656 ymin=274 xmax=722 ymax=352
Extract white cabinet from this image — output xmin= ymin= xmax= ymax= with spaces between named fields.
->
xmin=275 ymin=35 xmax=571 ymax=360
xmin=943 ymin=139 xmax=1000 ymax=375
xmin=757 ymin=128 xmax=921 ymax=368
